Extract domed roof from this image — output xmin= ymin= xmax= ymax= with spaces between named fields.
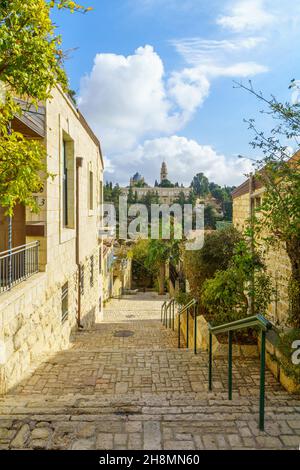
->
xmin=132 ymin=172 xmax=143 ymax=181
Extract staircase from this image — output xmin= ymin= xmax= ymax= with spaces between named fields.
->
xmin=0 ymin=293 xmax=299 ymax=450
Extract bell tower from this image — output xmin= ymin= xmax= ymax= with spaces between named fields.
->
xmin=160 ymin=161 xmax=168 ymax=182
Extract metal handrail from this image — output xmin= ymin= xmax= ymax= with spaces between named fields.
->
xmin=0 ymin=241 xmax=39 ymax=258
xmin=161 ymin=300 xmax=167 ymax=322
xmin=178 ymin=298 xmax=196 ymax=316
xmin=209 ymin=314 xmax=272 ymax=335
xmin=177 ymin=298 xmax=198 ymax=352
xmin=161 ymin=298 xmax=175 ymax=329
xmin=208 ymin=314 xmax=273 ymax=431
xmin=0 ymin=241 xmax=40 ymax=293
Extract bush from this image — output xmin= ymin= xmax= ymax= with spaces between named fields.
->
xmin=129 ymin=240 xmax=155 ymax=288
xmin=201 ymin=239 xmax=273 ymax=327
xmin=175 ymin=291 xmax=193 ymax=307
xmin=183 ymin=226 xmax=242 ymax=312
xmin=277 ymin=329 xmax=300 ymax=382
xmin=201 ymin=266 xmax=248 ymax=325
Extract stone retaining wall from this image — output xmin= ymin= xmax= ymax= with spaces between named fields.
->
xmin=0 ymin=246 xmax=101 ymax=395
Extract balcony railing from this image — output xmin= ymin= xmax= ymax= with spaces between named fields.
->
xmin=0 ymin=241 xmax=40 ymax=294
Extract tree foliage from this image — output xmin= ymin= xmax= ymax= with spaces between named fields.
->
xmin=159 ymin=178 xmax=174 ymax=188
xmin=183 ymin=226 xmax=242 ymax=312
xmin=191 ymin=172 xmax=209 ymax=197
xmin=0 ymin=0 xmax=90 ymax=215
xmin=236 ymin=80 xmax=300 ymax=327
xmin=201 ymin=239 xmax=273 ymax=326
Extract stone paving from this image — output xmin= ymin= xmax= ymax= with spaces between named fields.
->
xmin=0 ymin=292 xmax=299 ymax=450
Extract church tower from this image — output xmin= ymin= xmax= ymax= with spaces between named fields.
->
xmin=160 ymin=161 xmax=168 ymax=182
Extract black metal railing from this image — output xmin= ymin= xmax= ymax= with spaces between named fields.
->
xmin=162 ymin=298 xmax=198 ymax=353
xmin=208 ymin=315 xmax=273 ymax=431
xmin=161 ymin=298 xmax=176 ymax=329
xmin=162 ymin=294 xmax=275 ymax=431
xmin=0 ymin=241 xmax=40 ymax=293
xmin=177 ymin=299 xmax=198 ymax=353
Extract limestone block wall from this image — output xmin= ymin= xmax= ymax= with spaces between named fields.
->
xmin=232 ymin=193 xmax=250 ymax=230
xmin=0 ymin=87 xmax=103 ymax=394
xmin=233 ymin=191 xmax=291 ymax=326
xmin=121 ymin=186 xmax=191 ymax=204
xmin=177 ymin=313 xmax=258 ymax=358
xmin=0 ymin=272 xmax=76 ymax=394
xmin=0 ymin=245 xmax=102 ymax=394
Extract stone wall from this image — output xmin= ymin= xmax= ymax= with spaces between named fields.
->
xmin=178 ymin=313 xmax=258 ymax=358
xmin=0 ymin=246 xmax=101 ymax=394
xmin=233 ymin=190 xmax=291 ymax=326
xmin=121 ymin=186 xmax=190 ymax=204
xmin=0 ymin=87 xmax=103 ymax=394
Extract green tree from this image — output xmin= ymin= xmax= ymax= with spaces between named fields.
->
xmin=146 ymin=220 xmax=181 ymax=295
xmin=127 ymin=186 xmax=135 ymax=204
xmin=0 ymin=0 xmax=90 ymax=215
xmin=204 ymin=204 xmax=219 ymax=229
xmin=183 ymin=226 xmax=242 ymax=311
xmin=159 ymin=179 xmax=174 ymax=188
xmin=191 ymin=173 xmax=209 ymax=197
xmin=201 ymin=239 xmax=273 ymax=326
xmin=237 ymin=80 xmax=300 ymax=327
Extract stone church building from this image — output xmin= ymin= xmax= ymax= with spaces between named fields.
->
xmin=122 ymin=162 xmax=190 ymax=204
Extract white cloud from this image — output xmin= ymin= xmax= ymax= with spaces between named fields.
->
xmin=168 ymin=36 xmax=268 ymax=102
xmin=79 ymin=45 xmax=207 ymax=154
xmin=168 ymin=69 xmax=210 ymax=115
xmin=170 ymin=37 xmax=266 ymax=66
xmin=78 ymin=41 xmax=266 ymax=187
xmin=79 ymin=42 xmax=267 ymax=159
xmin=105 ymin=136 xmax=253 ymax=187
xmin=217 ymin=0 xmax=275 ymax=32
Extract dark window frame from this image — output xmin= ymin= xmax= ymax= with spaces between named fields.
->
xmin=62 ymin=140 xmax=68 ymax=227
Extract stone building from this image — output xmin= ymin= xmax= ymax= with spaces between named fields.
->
xmin=232 ymin=157 xmax=298 ymax=326
xmin=0 ymin=86 xmax=104 ymax=393
xmin=102 ymin=239 xmax=132 ymax=302
xmin=122 ymin=162 xmax=191 ymax=204
xmin=129 ymin=172 xmax=145 ymax=187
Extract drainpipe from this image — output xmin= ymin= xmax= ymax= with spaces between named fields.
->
xmin=76 ymin=157 xmax=84 ymax=329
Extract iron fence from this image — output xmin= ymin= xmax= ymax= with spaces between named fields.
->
xmin=0 ymin=241 xmax=39 ymax=293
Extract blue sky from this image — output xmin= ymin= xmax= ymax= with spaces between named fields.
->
xmin=53 ymin=0 xmax=300 ymax=187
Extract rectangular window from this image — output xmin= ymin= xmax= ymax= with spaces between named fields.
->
xmin=61 ymin=282 xmax=68 ymax=323
xmin=89 ymin=170 xmax=94 ymax=211
xmin=255 ymin=196 xmax=262 ymax=208
xmin=80 ymin=265 xmax=84 ymax=296
xmin=62 ymin=140 xmax=68 ymax=227
xmin=90 ymin=255 xmax=94 ymax=288
xmin=61 ymin=135 xmax=75 ymax=229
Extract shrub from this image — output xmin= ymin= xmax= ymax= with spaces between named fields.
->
xmin=183 ymin=226 xmax=242 ymax=311
xmin=201 ymin=240 xmax=273 ymax=327
xmin=201 ymin=266 xmax=248 ymax=325
xmin=175 ymin=291 xmax=193 ymax=307
xmin=277 ymin=329 xmax=300 ymax=382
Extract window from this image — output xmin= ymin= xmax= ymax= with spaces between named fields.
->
xmin=80 ymin=265 xmax=84 ymax=296
xmin=90 ymin=255 xmax=94 ymax=288
xmin=89 ymin=170 xmax=94 ymax=211
xmin=62 ymin=140 xmax=68 ymax=227
xmin=61 ymin=282 xmax=68 ymax=323
xmin=255 ymin=196 xmax=262 ymax=208
xmin=62 ymin=136 xmax=75 ymax=229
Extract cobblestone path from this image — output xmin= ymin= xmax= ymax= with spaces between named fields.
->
xmin=0 ymin=293 xmax=299 ymax=450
